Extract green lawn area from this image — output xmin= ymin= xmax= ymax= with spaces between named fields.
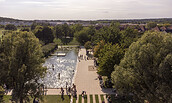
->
xmin=73 ymin=97 xmax=76 ymax=103
xmin=84 ymin=95 xmax=87 ymax=103
xmin=100 ymin=94 xmax=105 ymax=102
xmin=90 ymin=95 xmax=93 ymax=103
xmin=78 ymin=95 xmax=82 ymax=103
xmin=3 ymin=95 xmax=70 ymax=103
xmin=95 ymin=95 xmax=99 ymax=103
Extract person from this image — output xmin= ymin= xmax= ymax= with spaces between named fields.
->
xmin=52 ymin=64 xmax=54 ymax=71
xmin=66 ymin=82 xmax=68 ymax=95
xmin=58 ymin=73 xmax=60 ymax=79
xmin=107 ymin=95 xmax=111 ymax=103
xmin=33 ymin=98 xmax=36 ymax=103
xmin=33 ymin=98 xmax=39 ymax=103
xmin=68 ymin=87 xmax=71 ymax=94
xmin=68 ymin=87 xmax=71 ymax=99
xmin=60 ymin=87 xmax=64 ymax=101
xmin=81 ymin=91 xmax=86 ymax=98
xmin=102 ymin=101 xmax=105 ymax=103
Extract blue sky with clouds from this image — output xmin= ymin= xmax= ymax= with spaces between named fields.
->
xmin=0 ymin=0 xmax=172 ymax=20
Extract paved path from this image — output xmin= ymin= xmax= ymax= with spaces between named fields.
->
xmin=74 ymin=48 xmax=104 ymax=94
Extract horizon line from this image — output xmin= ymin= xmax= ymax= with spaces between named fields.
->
xmin=1 ymin=16 xmax=172 ymax=21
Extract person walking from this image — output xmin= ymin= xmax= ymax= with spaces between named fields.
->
xmin=60 ymin=87 xmax=64 ymax=101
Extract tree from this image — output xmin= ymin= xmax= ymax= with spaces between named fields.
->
xmin=0 ymin=86 xmax=4 ymax=103
xmin=146 ymin=22 xmax=157 ymax=29
xmin=84 ymin=41 xmax=92 ymax=50
xmin=5 ymin=24 xmax=17 ymax=31
xmin=120 ymin=27 xmax=140 ymax=48
xmin=34 ymin=26 xmax=54 ymax=45
xmin=93 ymin=22 xmax=121 ymax=45
xmin=54 ymin=24 xmax=73 ymax=44
xmin=20 ymin=28 xmax=30 ymax=32
xmin=74 ymin=27 xmax=90 ymax=45
xmin=0 ymin=31 xmax=47 ymax=103
xmin=97 ymin=44 xmax=124 ymax=78
xmin=93 ymin=40 xmax=105 ymax=58
xmin=111 ymin=32 xmax=172 ymax=103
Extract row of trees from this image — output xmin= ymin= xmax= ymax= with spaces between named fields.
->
xmin=91 ymin=22 xmax=172 ymax=102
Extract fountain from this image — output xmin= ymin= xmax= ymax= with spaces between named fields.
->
xmin=39 ymin=49 xmax=78 ymax=88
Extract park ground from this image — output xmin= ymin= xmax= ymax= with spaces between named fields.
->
xmin=4 ymin=47 xmax=131 ymax=103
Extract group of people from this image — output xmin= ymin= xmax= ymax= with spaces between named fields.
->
xmin=60 ymin=83 xmax=77 ymax=100
xmin=78 ymin=54 xmax=88 ymax=62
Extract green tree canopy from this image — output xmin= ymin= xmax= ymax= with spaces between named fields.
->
xmin=93 ymin=40 xmax=105 ymax=58
xmin=84 ymin=41 xmax=92 ymax=50
xmin=5 ymin=24 xmax=17 ymax=31
xmin=111 ymin=31 xmax=172 ymax=103
xmin=97 ymin=43 xmax=124 ymax=78
xmin=146 ymin=22 xmax=157 ymax=29
xmin=74 ymin=27 xmax=91 ymax=45
xmin=93 ymin=22 xmax=121 ymax=45
xmin=0 ymin=31 xmax=46 ymax=103
xmin=120 ymin=27 xmax=140 ymax=48
xmin=34 ymin=26 xmax=54 ymax=45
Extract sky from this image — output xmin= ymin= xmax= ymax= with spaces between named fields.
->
xmin=0 ymin=0 xmax=172 ymax=20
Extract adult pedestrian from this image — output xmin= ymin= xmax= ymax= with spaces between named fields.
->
xmin=60 ymin=87 xmax=64 ymax=101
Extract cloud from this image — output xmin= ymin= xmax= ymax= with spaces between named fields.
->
xmin=0 ymin=0 xmax=5 ymax=2
xmin=0 ymin=0 xmax=172 ymax=20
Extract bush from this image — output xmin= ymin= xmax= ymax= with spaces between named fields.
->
xmin=42 ymin=43 xmax=58 ymax=57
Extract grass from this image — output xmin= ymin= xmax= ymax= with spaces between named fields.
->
xmin=100 ymin=94 xmax=105 ymax=102
xmin=3 ymin=95 xmax=12 ymax=103
xmin=90 ymin=95 xmax=93 ymax=103
xmin=3 ymin=95 xmax=70 ymax=103
xmin=84 ymin=95 xmax=87 ymax=103
xmin=95 ymin=95 xmax=99 ymax=103
xmin=78 ymin=95 xmax=82 ymax=103
xmin=73 ymin=97 xmax=76 ymax=103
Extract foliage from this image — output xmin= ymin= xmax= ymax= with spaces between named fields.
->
xmin=34 ymin=26 xmax=54 ymax=44
xmin=111 ymin=32 xmax=172 ymax=103
xmin=93 ymin=22 xmax=120 ymax=45
xmin=0 ymin=31 xmax=47 ymax=103
xmin=20 ymin=28 xmax=30 ymax=32
xmin=74 ymin=27 xmax=90 ymax=45
xmin=146 ymin=22 xmax=157 ymax=29
xmin=42 ymin=43 xmax=58 ymax=58
xmin=5 ymin=24 xmax=17 ymax=31
xmin=98 ymin=44 xmax=124 ymax=78
xmin=0 ymin=25 xmax=5 ymax=29
xmin=120 ymin=27 xmax=140 ymax=48
xmin=93 ymin=40 xmax=105 ymax=58
xmin=54 ymin=23 xmax=73 ymax=44
xmin=0 ymin=86 xmax=4 ymax=103
xmin=84 ymin=41 xmax=92 ymax=50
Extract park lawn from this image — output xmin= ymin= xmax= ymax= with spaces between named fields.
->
xmin=95 ymin=95 xmax=99 ymax=103
xmin=84 ymin=95 xmax=87 ymax=103
xmin=3 ymin=95 xmax=70 ymax=103
xmin=3 ymin=95 xmax=12 ymax=103
xmin=78 ymin=95 xmax=82 ymax=103
xmin=90 ymin=95 xmax=93 ymax=103
xmin=100 ymin=94 xmax=105 ymax=102
xmin=73 ymin=97 xmax=76 ymax=103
